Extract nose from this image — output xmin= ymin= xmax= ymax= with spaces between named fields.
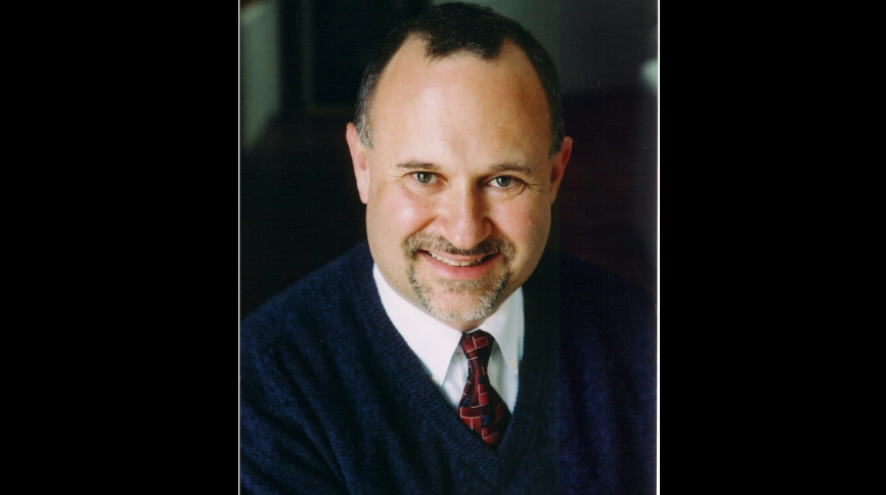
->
xmin=436 ymin=186 xmax=492 ymax=250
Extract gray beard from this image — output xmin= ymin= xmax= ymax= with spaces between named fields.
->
xmin=402 ymin=233 xmax=514 ymax=322
xmin=406 ymin=265 xmax=510 ymax=321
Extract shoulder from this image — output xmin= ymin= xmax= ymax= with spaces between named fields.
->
xmin=553 ymin=254 xmax=657 ymax=494
xmin=241 ymin=242 xmax=385 ymax=493
xmin=524 ymin=250 xmax=654 ymax=325
xmin=240 ymin=240 xmax=391 ymax=430
xmin=241 ymin=241 xmax=376 ymax=362
xmin=547 ymin=251 xmax=656 ymax=372
xmin=559 ymin=253 xmax=653 ymax=327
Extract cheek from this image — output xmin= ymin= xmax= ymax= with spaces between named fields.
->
xmin=373 ymin=185 xmax=434 ymax=239
xmin=493 ymin=198 xmax=551 ymax=251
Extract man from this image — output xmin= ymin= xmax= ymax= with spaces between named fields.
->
xmin=241 ymin=3 xmax=655 ymax=494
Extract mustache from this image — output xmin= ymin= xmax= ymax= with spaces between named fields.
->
xmin=403 ymin=233 xmax=513 ymax=259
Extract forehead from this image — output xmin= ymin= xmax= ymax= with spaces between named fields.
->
xmin=369 ymin=37 xmax=551 ymax=160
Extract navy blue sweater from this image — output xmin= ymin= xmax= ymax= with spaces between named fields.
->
xmin=241 ymin=241 xmax=655 ymax=494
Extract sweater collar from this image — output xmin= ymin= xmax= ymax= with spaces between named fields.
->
xmin=351 ymin=241 xmax=560 ymax=485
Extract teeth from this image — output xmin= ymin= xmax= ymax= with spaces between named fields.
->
xmin=428 ymin=251 xmax=488 ymax=267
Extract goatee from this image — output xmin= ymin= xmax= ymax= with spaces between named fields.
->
xmin=403 ymin=233 xmax=514 ymax=322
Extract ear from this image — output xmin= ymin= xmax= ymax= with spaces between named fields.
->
xmin=346 ymin=123 xmax=370 ymax=204
xmin=548 ymin=136 xmax=572 ymax=205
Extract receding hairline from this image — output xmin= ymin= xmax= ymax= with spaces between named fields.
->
xmin=360 ymin=35 xmax=554 ymax=152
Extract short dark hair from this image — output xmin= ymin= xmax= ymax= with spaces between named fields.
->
xmin=354 ymin=2 xmax=564 ymax=157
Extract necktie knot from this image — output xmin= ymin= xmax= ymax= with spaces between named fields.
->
xmin=460 ymin=330 xmax=494 ymax=370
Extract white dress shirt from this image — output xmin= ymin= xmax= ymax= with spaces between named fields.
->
xmin=373 ymin=264 xmax=524 ymax=412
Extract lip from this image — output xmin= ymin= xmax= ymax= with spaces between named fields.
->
xmin=426 ymin=250 xmax=490 ymax=266
xmin=419 ymin=250 xmax=500 ymax=280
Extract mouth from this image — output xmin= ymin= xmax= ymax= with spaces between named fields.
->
xmin=418 ymin=249 xmax=501 ymax=280
xmin=425 ymin=251 xmax=495 ymax=267
xmin=403 ymin=233 xmax=512 ymax=282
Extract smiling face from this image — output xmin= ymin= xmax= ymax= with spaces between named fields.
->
xmin=346 ymin=37 xmax=572 ymax=331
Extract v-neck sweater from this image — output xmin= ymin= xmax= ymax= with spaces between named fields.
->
xmin=241 ymin=240 xmax=655 ymax=494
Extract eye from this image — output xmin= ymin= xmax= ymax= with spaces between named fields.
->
xmin=412 ymin=172 xmax=437 ymax=184
xmin=491 ymin=176 xmax=515 ymax=188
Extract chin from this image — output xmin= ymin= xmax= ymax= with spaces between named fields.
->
xmin=407 ymin=264 xmax=510 ymax=322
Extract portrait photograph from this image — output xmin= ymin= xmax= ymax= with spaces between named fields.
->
xmin=240 ymin=1 xmax=658 ymax=493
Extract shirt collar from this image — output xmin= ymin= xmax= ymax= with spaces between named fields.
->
xmin=372 ymin=263 xmax=524 ymax=386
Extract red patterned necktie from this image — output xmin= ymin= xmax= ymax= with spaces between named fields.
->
xmin=458 ymin=330 xmax=511 ymax=447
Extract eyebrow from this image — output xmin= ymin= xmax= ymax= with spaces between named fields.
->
xmin=395 ymin=160 xmax=538 ymax=177
xmin=396 ymin=161 xmax=439 ymax=171
xmin=492 ymin=162 xmax=538 ymax=177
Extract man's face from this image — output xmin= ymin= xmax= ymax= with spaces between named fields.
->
xmin=347 ymin=38 xmax=571 ymax=331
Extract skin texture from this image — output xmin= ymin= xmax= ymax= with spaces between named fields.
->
xmin=346 ymin=37 xmax=572 ymax=331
